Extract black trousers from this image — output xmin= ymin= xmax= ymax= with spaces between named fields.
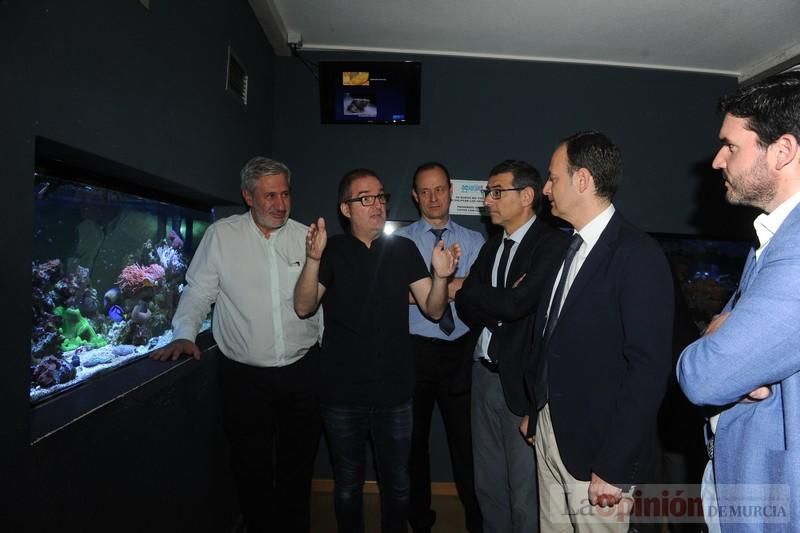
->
xmin=408 ymin=334 xmax=483 ymax=533
xmin=218 ymin=347 xmax=321 ymax=533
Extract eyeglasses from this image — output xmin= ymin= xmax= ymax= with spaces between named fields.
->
xmin=344 ymin=193 xmax=391 ymax=206
xmin=481 ymin=187 xmax=525 ymax=199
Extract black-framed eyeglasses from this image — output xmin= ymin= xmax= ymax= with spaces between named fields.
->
xmin=481 ymin=187 xmax=525 ymax=199
xmin=344 ymin=193 xmax=391 ymax=206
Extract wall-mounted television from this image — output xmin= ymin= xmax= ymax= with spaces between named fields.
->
xmin=319 ymin=61 xmax=421 ymax=124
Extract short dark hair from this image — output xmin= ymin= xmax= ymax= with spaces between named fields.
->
xmin=560 ymin=130 xmax=622 ymax=201
xmin=412 ymin=161 xmax=451 ymax=190
xmin=720 ymin=71 xmax=800 ymax=148
xmin=338 ymin=168 xmax=381 ymax=204
xmin=487 ymin=159 xmax=542 ymax=210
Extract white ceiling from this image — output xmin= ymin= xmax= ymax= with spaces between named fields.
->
xmin=252 ymin=0 xmax=800 ymax=81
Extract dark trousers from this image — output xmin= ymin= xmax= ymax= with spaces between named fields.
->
xmin=218 ymin=348 xmax=321 ymax=533
xmin=408 ymin=335 xmax=483 ymax=533
xmin=321 ymin=401 xmax=413 ymax=533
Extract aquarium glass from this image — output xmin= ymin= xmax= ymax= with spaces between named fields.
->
xmin=31 ymin=174 xmax=214 ymax=403
xmin=655 ymin=234 xmax=751 ymax=331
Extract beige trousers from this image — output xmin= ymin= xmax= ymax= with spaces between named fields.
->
xmin=536 ymin=404 xmax=633 ymax=533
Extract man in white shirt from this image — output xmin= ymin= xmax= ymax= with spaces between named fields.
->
xmin=150 ymin=157 xmax=322 ymax=533
xmin=678 ymin=71 xmax=800 ymax=532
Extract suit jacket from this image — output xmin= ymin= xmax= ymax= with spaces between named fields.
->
xmin=524 ymin=211 xmax=674 ymax=487
xmin=455 ymin=216 xmax=569 ymax=415
xmin=678 ymin=202 xmax=800 ymax=532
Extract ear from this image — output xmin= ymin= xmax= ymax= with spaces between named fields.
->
xmin=242 ymin=189 xmax=254 ymax=208
xmin=573 ymin=168 xmax=592 ymax=194
xmin=339 ymin=202 xmax=351 ymax=219
xmin=772 ymin=134 xmax=799 ymax=171
xmin=519 ymin=186 xmax=535 ymax=208
xmin=411 ymin=189 xmax=419 ymax=204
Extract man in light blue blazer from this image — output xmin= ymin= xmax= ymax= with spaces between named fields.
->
xmin=678 ymin=71 xmax=800 ymax=532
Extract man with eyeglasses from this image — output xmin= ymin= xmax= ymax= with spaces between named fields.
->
xmin=150 ymin=157 xmax=323 ymax=533
xmin=393 ymin=162 xmax=485 ymax=533
xmin=455 ymin=160 xmax=569 ymax=533
xmin=294 ymin=168 xmax=461 ymax=533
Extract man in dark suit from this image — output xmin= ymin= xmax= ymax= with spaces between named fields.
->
xmin=522 ymin=131 xmax=674 ymax=532
xmin=456 ymin=160 xmax=569 ymax=533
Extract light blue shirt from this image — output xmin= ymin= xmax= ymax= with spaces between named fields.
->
xmin=395 ymin=218 xmax=485 ymax=340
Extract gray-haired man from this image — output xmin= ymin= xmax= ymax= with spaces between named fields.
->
xmin=151 ymin=157 xmax=323 ymax=533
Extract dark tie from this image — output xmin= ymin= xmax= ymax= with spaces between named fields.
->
xmin=543 ymin=233 xmax=583 ymax=342
xmin=430 ymin=228 xmax=455 ymax=335
xmin=495 ymin=238 xmax=515 ymax=289
xmin=535 ymin=233 xmax=584 ymax=410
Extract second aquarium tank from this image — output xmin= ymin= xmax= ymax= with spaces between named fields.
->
xmin=30 ymin=139 xmax=219 ymax=403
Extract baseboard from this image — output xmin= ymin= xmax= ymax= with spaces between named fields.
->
xmin=312 ymin=479 xmax=457 ymax=496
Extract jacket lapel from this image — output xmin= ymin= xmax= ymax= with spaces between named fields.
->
xmin=555 ymin=212 xmax=622 ymax=324
xmin=507 ymin=218 xmax=541 ymax=283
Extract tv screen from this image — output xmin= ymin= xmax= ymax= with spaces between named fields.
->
xmin=319 ymin=61 xmax=421 ymax=124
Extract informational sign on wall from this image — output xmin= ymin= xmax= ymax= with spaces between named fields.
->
xmin=450 ymin=179 xmax=487 ymax=216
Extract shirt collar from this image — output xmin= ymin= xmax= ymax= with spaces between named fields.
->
xmin=505 ymin=215 xmax=536 ymax=243
xmin=576 ymin=204 xmax=615 ymax=252
xmin=753 ymin=190 xmax=800 ymax=249
xmin=420 ymin=217 xmax=453 ymax=234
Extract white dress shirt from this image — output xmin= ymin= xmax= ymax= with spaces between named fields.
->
xmin=545 ymin=204 xmax=616 ymax=323
xmin=172 ymin=212 xmax=322 ymax=367
xmin=476 ymin=215 xmax=536 ymax=360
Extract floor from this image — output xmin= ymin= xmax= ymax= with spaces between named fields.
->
xmin=310 ymin=484 xmax=467 ymax=533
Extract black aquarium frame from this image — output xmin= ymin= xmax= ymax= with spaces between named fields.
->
xmin=30 ymin=138 xmax=236 ymax=441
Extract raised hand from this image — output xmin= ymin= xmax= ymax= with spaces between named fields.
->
xmin=431 ymin=240 xmax=461 ymax=279
xmin=306 ymin=217 xmax=327 ymax=261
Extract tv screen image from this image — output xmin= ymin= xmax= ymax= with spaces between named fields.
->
xmin=320 ymin=61 xmax=421 ymax=124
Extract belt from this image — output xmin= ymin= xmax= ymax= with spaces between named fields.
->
xmin=478 ymin=357 xmax=499 ymax=372
xmin=411 ymin=334 xmax=457 ymax=344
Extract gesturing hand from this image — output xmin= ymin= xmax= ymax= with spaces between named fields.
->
xmin=431 ymin=241 xmax=461 ymax=279
xmin=306 ymin=217 xmax=327 ymax=261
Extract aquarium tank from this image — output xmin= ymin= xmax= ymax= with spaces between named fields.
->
xmin=30 ymin=140 xmax=218 ymax=404
xmin=654 ymin=233 xmax=752 ymax=331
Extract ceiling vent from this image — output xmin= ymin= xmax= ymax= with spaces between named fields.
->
xmin=226 ymin=46 xmax=248 ymax=106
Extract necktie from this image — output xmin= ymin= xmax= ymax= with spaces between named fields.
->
xmin=430 ymin=228 xmax=455 ymax=335
xmin=495 ymin=238 xmax=515 ymax=289
xmin=543 ymin=233 xmax=583 ymax=342
xmin=535 ymin=233 xmax=584 ymax=410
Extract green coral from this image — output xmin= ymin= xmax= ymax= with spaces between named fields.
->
xmin=54 ymin=306 xmax=108 ymax=352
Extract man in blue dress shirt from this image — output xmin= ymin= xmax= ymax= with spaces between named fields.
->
xmin=395 ymin=162 xmax=485 ymax=533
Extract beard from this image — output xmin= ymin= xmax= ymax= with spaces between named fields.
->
xmin=724 ymin=152 xmax=776 ymax=210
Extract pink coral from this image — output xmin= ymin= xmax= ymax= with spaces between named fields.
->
xmin=117 ymin=263 xmax=166 ymax=295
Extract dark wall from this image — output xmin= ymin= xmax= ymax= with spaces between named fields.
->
xmin=1 ymin=0 xmax=275 ymax=528
xmin=273 ymin=52 xmax=752 ymax=482
xmin=272 ymin=51 xmax=753 ymax=239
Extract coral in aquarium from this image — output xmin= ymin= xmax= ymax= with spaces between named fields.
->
xmin=31 ymin=355 xmax=77 ymax=388
xmin=32 ymin=260 xmax=65 ymax=361
xmin=117 ymin=263 xmax=166 ymax=296
xmin=167 ymin=229 xmax=184 ymax=249
xmin=155 ymin=243 xmax=186 ymax=277
xmin=54 ymin=306 xmax=108 ymax=351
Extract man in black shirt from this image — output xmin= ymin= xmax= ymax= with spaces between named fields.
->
xmin=294 ymin=168 xmax=461 ymax=533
